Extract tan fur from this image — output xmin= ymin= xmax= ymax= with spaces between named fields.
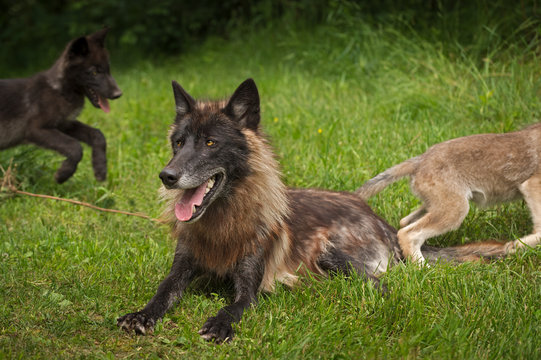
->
xmin=358 ymin=123 xmax=541 ymax=263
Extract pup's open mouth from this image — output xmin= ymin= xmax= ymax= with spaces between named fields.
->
xmin=86 ymin=87 xmax=110 ymax=113
xmin=174 ymin=172 xmax=225 ymax=223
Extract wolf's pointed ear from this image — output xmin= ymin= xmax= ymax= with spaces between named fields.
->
xmin=224 ymin=78 xmax=260 ymax=130
xmin=88 ymin=27 xmax=109 ymax=48
xmin=68 ymin=37 xmax=89 ymax=58
xmin=172 ymin=80 xmax=196 ymax=117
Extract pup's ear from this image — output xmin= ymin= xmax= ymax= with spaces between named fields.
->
xmin=68 ymin=37 xmax=89 ymax=58
xmin=172 ymin=80 xmax=196 ymax=118
xmin=88 ymin=27 xmax=109 ymax=48
xmin=224 ymin=78 xmax=260 ymax=130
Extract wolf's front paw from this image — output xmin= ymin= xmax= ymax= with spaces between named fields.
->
xmin=198 ymin=315 xmax=234 ymax=343
xmin=117 ymin=311 xmax=155 ymax=335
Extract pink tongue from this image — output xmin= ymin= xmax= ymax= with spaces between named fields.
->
xmin=98 ymin=96 xmax=110 ymax=113
xmin=174 ymin=180 xmax=208 ymax=222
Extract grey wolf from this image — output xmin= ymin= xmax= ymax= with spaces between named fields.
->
xmin=357 ymin=124 xmax=541 ymax=263
xmin=117 ymin=79 xmax=512 ymax=343
xmin=0 ymin=28 xmax=122 ymax=183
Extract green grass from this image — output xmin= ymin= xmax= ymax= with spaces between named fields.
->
xmin=1 ymin=15 xmax=541 ymax=359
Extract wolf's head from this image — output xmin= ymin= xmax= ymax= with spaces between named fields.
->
xmin=160 ymin=79 xmax=261 ymax=223
xmin=62 ymin=28 xmax=122 ymax=112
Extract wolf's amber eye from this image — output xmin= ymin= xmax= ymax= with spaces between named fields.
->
xmin=206 ymin=140 xmax=215 ymax=147
xmin=92 ymin=71 xmax=97 ymax=76
xmin=176 ymin=140 xmax=183 ymax=148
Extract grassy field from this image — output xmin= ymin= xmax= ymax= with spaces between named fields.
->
xmin=1 ymin=12 xmax=541 ymax=359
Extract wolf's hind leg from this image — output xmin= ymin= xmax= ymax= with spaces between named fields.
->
xmin=318 ymin=247 xmax=384 ymax=292
xmin=510 ymin=175 xmax=541 ymax=251
xmin=400 ymin=206 xmax=426 ymax=228
xmin=63 ymin=120 xmax=107 ymax=181
xmin=398 ymin=195 xmax=469 ymax=263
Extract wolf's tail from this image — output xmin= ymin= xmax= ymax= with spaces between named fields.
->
xmin=421 ymin=240 xmax=518 ymax=263
xmin=356 ymin=156 xmax=421 ymax=200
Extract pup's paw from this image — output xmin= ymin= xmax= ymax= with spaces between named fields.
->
xmin=94 ymin=170 xmax=106 ymax=182
xmin=117 ymin=311 xmax=155 ymax=335
xmin=54 ymin=168 xmax=74 ymax=184
xmin=198 ymin=316 xmax=234 ymax=343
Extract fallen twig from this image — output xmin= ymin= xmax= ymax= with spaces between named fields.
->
xmin=1 ymin=161 xmax=163 ymax=224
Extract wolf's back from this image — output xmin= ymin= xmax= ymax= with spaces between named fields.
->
xmin=356 ymin=156 xmax=420 ymax=199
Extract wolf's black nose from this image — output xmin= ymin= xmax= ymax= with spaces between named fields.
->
xmin=159 ymin=168 xmax=178 ymax=187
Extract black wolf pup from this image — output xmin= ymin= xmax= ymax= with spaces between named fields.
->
xmin=118 ymin=79 xmax=511 ymax=343
xmin=0 ymin=28 xmax=122 ymax=183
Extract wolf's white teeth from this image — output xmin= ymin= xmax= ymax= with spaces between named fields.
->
xmin=207 ymin=177 xmax=215 ymax=191
xmin=192 ymin=205 xmax=196 ymax=214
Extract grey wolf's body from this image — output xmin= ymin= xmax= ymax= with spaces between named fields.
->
xmin=118 ymin=79 xmax=513 ymax=343
xmin=357 ymin=123 xmax=541 ymax=263
xmin=0 ymin=29 xmax=122 ymax=183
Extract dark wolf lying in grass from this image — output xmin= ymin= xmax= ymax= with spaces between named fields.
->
xmin=118 ymin=79 xmax=513 ymax=343
xmin=0 ymin=28 xmax=122 ymax=183
xmin=357 ymin=124 xmax=541 ymax=264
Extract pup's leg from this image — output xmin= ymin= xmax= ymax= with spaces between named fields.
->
xmin=117 ymin=250 xmax=199 ymax=335
xmin=398 ymin=195 xmax=469 ymax=263
xmin=26 ymin=128 xmax=83 ymax=183
xmin=62 ymin=120 xmax=107 ymax=181
xmin=400 ymin=207 xmax=426 ymax=227
xmin=199 ymin=253 xmax=264 ymax=343
xmin=510 ymin=174 xmax=541 ymax=251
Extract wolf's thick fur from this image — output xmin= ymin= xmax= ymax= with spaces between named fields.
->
xmin=0 ymin=28 xmax=122 ymax=183
xmin=118 ymin=79 xmax=514 ymax=343
xmin=357 ymin=124 xmax=541 ymax=263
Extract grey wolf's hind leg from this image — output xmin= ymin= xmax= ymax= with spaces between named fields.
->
xmin=318 ymin=247 xmax=385 ymax=293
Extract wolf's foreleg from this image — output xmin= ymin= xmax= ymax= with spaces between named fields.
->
xmin=198 ymin=253 xmax=264 ymax=343
xmin=117 ymin=250 xmax=199 ymax=335
xmin=26 ymin=127 xmax=83 ymax=183
xmin=62 ymin=120 xmax=107 ymax=181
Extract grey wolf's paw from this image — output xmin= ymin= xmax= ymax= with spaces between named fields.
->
xmin=117 ymin=312 xmax=155 ymax=335
xmin=198 ymin=316 xmax=234 ymax=343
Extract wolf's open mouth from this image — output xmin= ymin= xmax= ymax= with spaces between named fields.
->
xmin=86 ymin=87 xmax=110 ymax=113
xmin=174 ymin=172 xmax=225 ymax=223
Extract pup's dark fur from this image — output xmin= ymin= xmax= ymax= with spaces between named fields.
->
xmin=118 ymin=79 xmax=512 ymax=343
xmin=0 ymin=28 xmax=122 ymax=183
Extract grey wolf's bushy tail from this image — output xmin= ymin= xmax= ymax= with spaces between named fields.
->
xmin=356 ymin=157 xmax=421 ymax=200
xmin=421 ymin=240 xmax=513 ymax=263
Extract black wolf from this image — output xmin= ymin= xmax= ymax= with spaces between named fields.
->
xmin=117 ymin=79 xmax=512 ymax=343
xmin=0 ymin=28 xmax=122 ymax=183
